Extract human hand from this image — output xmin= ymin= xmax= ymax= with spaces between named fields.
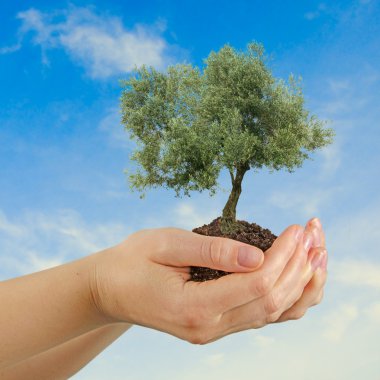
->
xmin=89 ymin=222 xmax=325 ymax=344
xmin=276 ymin=218 xmax=328 ymax=322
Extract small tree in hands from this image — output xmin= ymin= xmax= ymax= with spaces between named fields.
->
xmin=121 ymin=41 xmax=333 ymax=265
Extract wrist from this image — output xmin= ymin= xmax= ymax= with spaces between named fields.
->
xmin=85 ymin=243 xmax=128 ymax=325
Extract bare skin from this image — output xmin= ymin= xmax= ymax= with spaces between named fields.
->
xmin=0 ymin=323 xmax=131 ymax=380
xmin=0 ymin=218 xmax=327 ymax=378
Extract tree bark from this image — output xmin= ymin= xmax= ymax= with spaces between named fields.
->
xmin=222 ymin=163 xmax=249 ymax=225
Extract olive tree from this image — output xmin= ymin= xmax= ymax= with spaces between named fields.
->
xmin=120 ymin=42 xmax=334 ymax=230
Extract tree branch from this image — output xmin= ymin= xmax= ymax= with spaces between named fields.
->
xmin=228 ymin=169 xmax=235 ymax=184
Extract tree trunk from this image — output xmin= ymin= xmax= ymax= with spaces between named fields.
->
xmin=221 ymin=164 xmax=249 ymax=227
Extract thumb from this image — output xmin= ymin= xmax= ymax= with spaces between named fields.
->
xmin=197 ymin=235 xmax=264 ymax=272
xmin=153 ymin=229 xmax=264 ymax=272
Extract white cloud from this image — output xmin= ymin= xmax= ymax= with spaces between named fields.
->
xmin=0 ymin=208 xmax=130 ymax=279
xmin=63 ymin=199 xmax=380 ymax=380
xmin=0 ymin=43 xmax=22 ymax=54
xmin=0 ymin=210 xmax=26 ymax=237
xmin=173 ymin=202 xmax=218 ymax=230
xmin=13 ymin=6 xmax=178 ymax=78
xmin=332 ymin=259 xmax=380 ymax=290
xmin=166 ymin=299 xmax=380 ymax=380
xmin=204 ymin=353 xmax=225 ymax=367
xmin=139 ymin=199 xmax=220 ymax=231
xmin=26 ymin=251 xmax=65 ymax=272
xmin=251 ymin=333 xmax=275 ymax=349
xmin=316 ymin=68 xmax=379 ymax=119
xmin=319 ymin=142 xmax=341 ymax=179
xmin=365 ymin=302 xmax=380 ymax=322
xmin=269 ymin=186 xmax=340 ymax=217
xmin=328 ymin=78 xmax=350 ymax=93
xmin=327 ymin=200 xmax=380 ymax=260
xmin=322 ymin=303 xmax=358 ymax=342
xmin=304 ymin=11 xmax=319 ymax=21
xmin=304 ymin=3 xmax=327 ymax=20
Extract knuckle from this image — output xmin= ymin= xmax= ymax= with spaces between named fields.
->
xmin=266 ymin=312 xmax=281 ymax=323
xmin=186 ymin=329 xmax=210 ymax=345
xmin=266 ymin=310 xmax=283 ymax=323
xmin=251 ymin=319 xmax=267 ymax=329
xmin=181 ymin=305 xmax=216 ymax=344
xmin=182 ymin=309 xmax=202 ymax=329
xmin=200 ymin=239 xmax=213 ymax=265
xmin=181 ymin=303 xmax=214 ymax=330
xmin=291 ymin=309 xmax=306 ymax=320
xmin=150 ymin=229 xmax=172 ymax=256
xmin=159 ymin=228 xmax=187 ymax=252
xmin=264 ymin=291 xmax=283 ymax=315
xmin=209 ymin=239 xmax=223 ymax=267
xmin=313 ymin=290 xmax=324 ymax=306
xmin=201 ymin=238 xmax=227 ymax=268
xmin=294 ymin=286 xmax=305 ymax=304
xmin=252 ymin=273 xmax=273 ymax=296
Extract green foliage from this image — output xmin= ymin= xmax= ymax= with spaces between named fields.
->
xmin=120 ymin=42 xmax=334 ymax=201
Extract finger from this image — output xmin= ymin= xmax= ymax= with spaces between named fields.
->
xmin=217 ymin=248 xmax=327 ymax=336
xmin=217 ymin=229 xmax=316 ymax=331
xmin=263 ymin=236 xmax=325 ymax=320
xmin=185 ymin=224 xmax=304 ymax=316
xmin=276 ymin=260 xmax=328 ymax=322
xmin=307 ymin=217 xmax=325 ymax=247
xmin=151 ymin=228 xmax=264 ymax=272
xmin=273 ymin=247 xmax=327 ymax=319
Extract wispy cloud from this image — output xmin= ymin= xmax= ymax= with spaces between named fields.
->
xmin=365 ymin=302 xmax=380 ymax=322
xmin=174 ymin=202 xmax=217 ymax=230
xmin=269 ymin=186 xmax=340 ymax=218
xmin=172 ymin=299 xmax=380 ymax=379
xmin=328 ymin=78 xmax=350 ymax=93
xmin=322 ymin=303 xmax=358 ymax=342
xmin=316 ymin=67 xmax=379 ymax=120
xmin=0 ymin=210 xmax=26 ymax=237
xmin=98 ymin=107 xmax=134 ymax=150
xmin=318 ymin=142 xmax=341 ymax=180
xmin=327 ymin=200 xmax=380 ymax=260
xmin=0 ymin=43 xmax=22 ymax=54
xmin=0 ymin=208 xmax=130 ymax=279
xmin=304 ymin=3 xmax=327 ymax=20
xmin=203 ymin=353 xmax=225 ymax=367
xmin=4 ymin=6 xmax=180 ymax=78
xmin=332 ymin=260 xmax=380 ymax=290
xmin=251 ymin=333 xmax=276 ymax=349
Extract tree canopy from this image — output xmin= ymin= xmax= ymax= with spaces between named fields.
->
xmin=120 ymin=42 xmax=334 ymax=225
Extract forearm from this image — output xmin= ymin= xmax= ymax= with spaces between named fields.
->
xmin=0 ymin=252 xmax=106 ymax=368
xmin=0 ymin=323 xmax=131 ymax=380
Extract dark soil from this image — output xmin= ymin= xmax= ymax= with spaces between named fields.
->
xmin=190 ymin=217 xmax=277 ymax=282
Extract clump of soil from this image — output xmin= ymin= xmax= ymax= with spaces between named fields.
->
xmin=190 ymin=217 xmax=277 ymax=282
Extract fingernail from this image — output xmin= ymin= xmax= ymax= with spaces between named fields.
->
xmin=311 ymin=250 xmax=326 ymax=272
xmin=311 ymin=227 xmax=321 ymax=247
xmin=238 ymin=246 xmax=261 ymax=268
xmin=294 ymin=227 xmax=304 ymax=242
xmin=309 ymin=217 xmax=322 ymax=230
xmin=303 ymin=232 xmax=313 ymax=251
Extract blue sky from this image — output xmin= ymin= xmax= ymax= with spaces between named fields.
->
xmin=1 ymin=0 xmax=380 ymax=378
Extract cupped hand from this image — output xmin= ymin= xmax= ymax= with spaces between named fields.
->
xmin=276 ymin=218 xmax=328 ymax=322
xmin=89 ymin=221 xmax=326 ymax=344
